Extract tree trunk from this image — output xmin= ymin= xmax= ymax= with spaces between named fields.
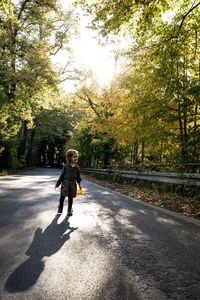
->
xmin=141 ymin=142 xmax=145 ymax=163
xmin=133 ymin=142 xmax=139 ymax=164
xmin=26 ymin=128 xmax=35 ymax=166
xmin=17 ymin=120 xmax=28 ymax=162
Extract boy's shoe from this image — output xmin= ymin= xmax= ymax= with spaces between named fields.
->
xmin=57 ymin=208 xmax=63 ymax=214
xmin=67 ymin=208 xmax=73 ymax=216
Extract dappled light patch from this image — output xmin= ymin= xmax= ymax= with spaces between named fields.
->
xmin=101 ymin=191 xmax=113 ymax=195
xmin=138 ymin=209 xmax=148 ymax=215
xmin=119 ymin=208 xmax=136 ymax=217
xmin=156 ymin=217 xmax=179 ymax=225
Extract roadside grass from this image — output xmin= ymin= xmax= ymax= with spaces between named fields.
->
xmin=0 ymin=169 xmax=14 ymax=176
xmin=83 ymin=174 xmax=200 ymax=219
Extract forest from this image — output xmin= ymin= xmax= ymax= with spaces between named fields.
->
xmin=0 ymin=0 xmax=200 ymax=172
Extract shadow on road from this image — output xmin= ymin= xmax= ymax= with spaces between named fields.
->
xmin=82 ymin=187 xmax=200 ymax=299
xmin=5 ymin=214 xmax=78 ymax=293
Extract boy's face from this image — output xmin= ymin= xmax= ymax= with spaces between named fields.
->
xmin=71 ymin=153 xmax=78 ymax=164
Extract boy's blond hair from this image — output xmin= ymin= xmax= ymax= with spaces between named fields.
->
xmin=66 ymin=149 xmax=78 ymax=162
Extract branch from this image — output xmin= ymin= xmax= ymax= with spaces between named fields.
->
xmin=58 ymin=61 xmax=71 ymax=75
xmin=177 ymin=1 xmax=200 ymax=34
xmin=165 ymin=106 xmax=178 ymax=112
xmin=50 ymin=26 xmax=70 ymax=56
xmin=58 ymin=74 xmax=80 ymax=83
xmin=76 ymin=93 xmax=101 ymax=118
xmin=169 ymin=0 xmax=200 ymax=44
xmin=17 ymin=0 xmax=31 ymax=20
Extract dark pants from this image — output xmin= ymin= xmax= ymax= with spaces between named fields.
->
xmin=58 ymin=195 xmax=73 ymax=212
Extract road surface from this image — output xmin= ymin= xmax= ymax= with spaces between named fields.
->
xmin=0 ymin=168 xmax=200 ymax=300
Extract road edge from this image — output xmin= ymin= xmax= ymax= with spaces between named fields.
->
xmin=84 ymin=180 xmax=200 ymax=227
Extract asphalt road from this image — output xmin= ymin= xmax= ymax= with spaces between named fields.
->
xmin=0 ymin=168 xmax=200 ymax=300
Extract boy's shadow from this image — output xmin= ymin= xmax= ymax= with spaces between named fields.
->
xmin=5 ymin=215 xmax=78 ymax=293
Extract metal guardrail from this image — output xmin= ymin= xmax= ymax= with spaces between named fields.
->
xmin=81 ymin=168 xmax=200 ymax=186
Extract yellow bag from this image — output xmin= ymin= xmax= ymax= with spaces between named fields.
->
xmin=77 ymin=188 xmax=85 ymax=195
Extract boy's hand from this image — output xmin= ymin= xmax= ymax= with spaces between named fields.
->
xmin=54 ymin=185 xmax=57 ymax=190
xmin=78 ymin=185 xmax=82 ymax=190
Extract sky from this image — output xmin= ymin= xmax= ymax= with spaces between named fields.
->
xmin=53 ymin=21 xmax=117 ymax=92
xmin=52 ymin=0 xmax=118 ymax=92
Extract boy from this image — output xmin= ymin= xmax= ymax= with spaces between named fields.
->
xmin=55 ymin=149 xmax=82 ymax=216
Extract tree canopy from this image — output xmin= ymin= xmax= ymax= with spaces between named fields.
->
xmin=69 ymin=0 xmax=200 ymax=168
xmin=0 ymin=0 xmax=199 ymax=171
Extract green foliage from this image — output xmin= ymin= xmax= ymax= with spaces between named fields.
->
xmin=75 ymin=0 xmax=171 ymax=37
xmin=65 ymin=126 xmax=130 ymax=167
xmin=0 ymin=0 xmax=76 ymax=169
xmin=71 ymin=0 xmax=200 ymax=168
xmin=29 ymin=108 xmax=74 ymax=166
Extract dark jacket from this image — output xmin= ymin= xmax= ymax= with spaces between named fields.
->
xmin=56 ymin=163 xmax=82 ymax=197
